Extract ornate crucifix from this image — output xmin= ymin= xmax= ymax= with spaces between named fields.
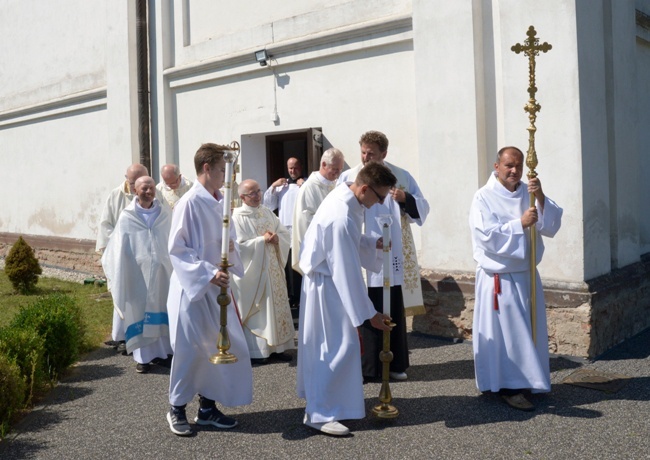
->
xmin=511 ymin=26 xmax=552 ymax=345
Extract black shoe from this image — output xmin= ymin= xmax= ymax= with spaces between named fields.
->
xmin=116 ymin=341 xmax=127 ymax=354
xmin=136 ymin=363 xmax=151 ymax=374
xmin=251 ymin=358 xmax=269 ymax=365
xmin=195 ymin=407 xmax=238 ymax=429
xmin=271 ymin=352 xmax=293 ymax=362
xmin=152 ymin=355 xmax=173 ymax=368
xmin=167 ymin=407 xmax=192 ymax=436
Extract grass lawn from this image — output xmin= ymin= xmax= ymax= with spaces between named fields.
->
xmin=0 ymin=270 xmax=113 ymax=352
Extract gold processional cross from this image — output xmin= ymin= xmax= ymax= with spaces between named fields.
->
xmin=511 ymin=26 xmax=552 ymax=345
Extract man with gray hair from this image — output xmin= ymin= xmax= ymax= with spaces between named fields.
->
xmin=157 ymin=164 xmax=193 ymax=209
xmin=232 ymin=179 xmax=295 ymax=364
xmin=97 ymin=163 xmax=150 ymax=353
xmin=291 ymin=148 xmax=345 ymax=274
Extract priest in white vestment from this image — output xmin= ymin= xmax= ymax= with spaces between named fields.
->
xmin=166 ymin=143 xmax=252 ymax=437
xmin=469 ymin=146 xmax=562 ymax=411
xmin=156 ymin=164 xmax=193 ymax=209
xmin=291 ymin=148 xmax=345 ymax=275
xmin=338 ymin=130 xmax=429 ymax=382
xmin=263 ymin=157 xmax=305 ymax=311
xmin=297 ymin=162 xmax=394 ymax=437
xmin=233 ymin=179 xmax=295 ymax=363
xmin=96 ymin=163 xmax=149 ymax=347
xmin=101 ymin=176 xmax=173 ymax=373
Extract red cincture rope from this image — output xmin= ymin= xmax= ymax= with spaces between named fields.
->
xmin=493 ymin=273 xmax=501 ymax=311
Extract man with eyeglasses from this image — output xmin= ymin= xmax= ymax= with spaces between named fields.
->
xmin=232 ymin=179 xmax=295 ymax=365
xmin=338 ymin=130 xmax=430 ymax=382
xmin=157 ymin=164 xmax=193 ymax=209
xmin=298 ymin=162 xmax=395 ymax=436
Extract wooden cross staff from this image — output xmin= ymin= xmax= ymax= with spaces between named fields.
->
xmin=511 ymin=26 xmax=552 ymax=345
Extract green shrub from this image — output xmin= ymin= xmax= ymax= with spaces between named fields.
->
xmin=10 ymin=293 xmax=84 ymax=380
xmin=5 ymin=236 xmax=42 ymax=294
xmin=0 ymin=353 xmax=27 ymax=438
xmin=0 ymin=326 xmax=47 ymax=403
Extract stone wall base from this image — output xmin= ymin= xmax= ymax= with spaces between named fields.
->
xmin=2 ymin=232 xmax=648 ymax=358
xmin=0 ymin=232 xmax=102 ymax=276
xmin=414 ymin=254 xmax=650 ymax=359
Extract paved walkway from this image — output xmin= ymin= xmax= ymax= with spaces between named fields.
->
xmin=1 ymin=329 xmax=649 ymax=459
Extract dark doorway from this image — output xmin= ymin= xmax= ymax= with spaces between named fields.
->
xmin=265 ymin=128 xmax=323 ymax=185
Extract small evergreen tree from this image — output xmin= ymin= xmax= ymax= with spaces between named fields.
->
xmin=5 ymin=236 xmax=42 ymax=294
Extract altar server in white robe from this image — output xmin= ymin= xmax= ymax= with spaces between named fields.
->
xmin=233 ymin=179 xmax=295 ymax=363
xmin=291 ymin=148 xmax=345 ymax=274
xmin=298 ymin=162 xmax=394 ymax=437
xmin=97 ymin=163 xmax=149 ymax=348
xmin=101 ymin=176 xmax=173 ymax=374
xmin=469 ymin=146 xmax=562 ymax=411
xmin=156 ymin=164 xmax=193 ymax=209
xmin=166 ymin=143 xmax=252 ymax=437
xmin=338 ymin=130 xmax=429 ymax=382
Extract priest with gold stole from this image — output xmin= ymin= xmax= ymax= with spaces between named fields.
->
xmin=338 ymin=130 xmax=430 ymax=382
xmin=232 ymin=179 xmax=296 ymax=364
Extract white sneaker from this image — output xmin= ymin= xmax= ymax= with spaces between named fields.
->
xmin=303 ymin=413 xmax=350 ymax=436
xmin=389 ymin=371 xmax=408 ymax=381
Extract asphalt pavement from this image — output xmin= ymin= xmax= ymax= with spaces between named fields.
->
xmin=1 ymin=329 xmax=648 ymax=460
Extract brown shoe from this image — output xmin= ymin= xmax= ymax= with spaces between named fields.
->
xmin=501 ymin=393 xmax=534 ymax=411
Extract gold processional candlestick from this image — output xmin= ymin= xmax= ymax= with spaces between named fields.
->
xmin=210 ymin=142 xmax=241 ymax=365
xmin=511 ymin=26 xmax=552 ymax=345
xmin=372 ymin=217 xmax=398 ymax=419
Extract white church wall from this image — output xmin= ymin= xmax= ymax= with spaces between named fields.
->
xmin=413 ymin=0 xmax=487 ymax=275
xmin=0 ymin=0 xmax=106 ymax=112
xmin=0 ymin=0 xmax=123 ymax=241
xmin=637 ymin=25 xmax=650 ymax=255
xmin=157 ymin=0 xmax=418 ymax=192
xmin=575 ymin=2 xmax=613 ymax=280
xmin=414 ymin=0 xmax=587 ymax=283
xmin=605 ymin=2 xmax=641 ymax=270
xmin=170 ymin=42 xmax=417 ymax=189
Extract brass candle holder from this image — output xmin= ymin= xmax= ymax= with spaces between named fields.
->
xmin=209 ymin=258 xmax=238 ymax=364
xmin=372 ymin=217 xmax=399 ymax=419
xmin=372 ymin=320 xmax=399 ymax=419
xmin=209 ymin=144 xmax=240 ymax=364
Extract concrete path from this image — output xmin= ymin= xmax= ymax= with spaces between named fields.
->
xmin=1 ymin=330 xmax=648 ymax=459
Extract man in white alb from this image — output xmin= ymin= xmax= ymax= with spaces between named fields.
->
xmin=96 ymin=163 xmax=149 ymax=352
xmin=291 ymin=148 xmax=345 ymax=274
xmin=298 ymin=162 xmax=394 ymax=436
xmin=166 ymin=143 xmax=252 ymax=436
xmin=101 ymin=176 xmax=173 ymax=374
xmin=469 ymin=146 xmax=562 ymax=411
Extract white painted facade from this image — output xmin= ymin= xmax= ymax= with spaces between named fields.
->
xmin=1 ymin=0 xmax=649 ymax=289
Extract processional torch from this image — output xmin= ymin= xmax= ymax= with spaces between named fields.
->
xmin=372 ymin=215 xmax=399 ymax=419
xmin=511 ymin=26 xmax=552 ymax=345
xmin=209 ymin=141 xmax=241 ymax=365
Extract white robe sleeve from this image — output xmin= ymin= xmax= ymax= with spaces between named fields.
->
xmin=359 ymin=233 xmax=382 ymax=273
xmin=403 ymin=170 xmax=430 ymax=226
xmin=262 ymin=186 xmax=278 ymax=211
xmin=537 ymin=196 xmax=563 ymax=238
xmin=470 ymin=194 xmax=527 ymax=261
xmin=169 ymin=200 xmax=243 ymax=302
